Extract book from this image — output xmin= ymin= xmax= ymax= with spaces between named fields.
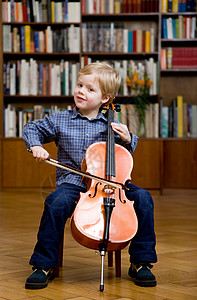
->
xmin=160 ymin=48 xmax=166 ymax=70
xmin=161 ymin=106 xmax=169 ymax=137
xmin=177 ymin=95 xmax=183 ymax=137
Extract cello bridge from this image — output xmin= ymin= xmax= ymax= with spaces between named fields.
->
xmin=102 ymin=185 xmax=116 ymax=195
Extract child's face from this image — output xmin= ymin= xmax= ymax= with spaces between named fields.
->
xmin=74 ymin=73 xmax=109 ymax=119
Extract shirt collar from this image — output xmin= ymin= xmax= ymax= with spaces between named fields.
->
xmin=71 ymin=106 xmax=107 ymax=122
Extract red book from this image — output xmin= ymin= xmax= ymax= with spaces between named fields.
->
xmin=141 ymin=0 xmax=145 ymax=12
xmin=133 ymin=30 xmax=137 ymax=52
xmin=81 ymin=0 xmax=86 ymax=13
xmin=142 ymin=30 xmax=146 ymax=52
xmin=22 ymin=0 xmax=28 ymax=22
xmin=128 ymin=0 xmax=133 ymax=12
xmin=133 ymin=0 xmax=137 ymax=12
xmin=137 ymin=0 xmax=141 ymax=12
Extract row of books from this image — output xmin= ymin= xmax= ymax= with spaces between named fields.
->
xmin=161 ymin=0 xmax=197 ymax=13
xmin=3 ymin=24 xmax=80 ymax=53
xmin=160 ymin=96 xmax=197 ymax=138
xmin=4 ymin=103 xmax=159 ymax=138
xmin=4 ymin=98 xmax=197 ymax=138
xmin=2 ymin=0 xmax=80 ymax=23
xmin=4 ymin=60 xmax=80 ymax=96
xmin=160 ymin=47 xmax=197 ymax=70
xmin=82 ymin=23 xmax=155 ymax=53
xmin=4 ymin=104 xmax=72 ymax=138
xmin=4 ymin=57 xmax=158 ymax=96
xmin=81 ymin=0 xmax=159 ymax=14
xmin=162 ymin=16 xmax=197 ymax=39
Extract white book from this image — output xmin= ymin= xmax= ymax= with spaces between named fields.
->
xmin=186 ymin=17 xmax=190 ymax=39
xmin=87 ymin=57 xmax=92 ymax=64
xmin=123 ymin=29 xmax=128 ymax=53
xmin=68 ymin=25 xmax=80 ymax=53
xmin=7 ymin=1 xmax=11 ymax=22
xmin=71 ymin=63 xmax=77 ymax=95
xmin=68 ymin=2 xmax=80 ymax=22
xmin=152 ymin=61 xmax=157 ymax=95
xmin=30 ymin=58 xmax=38 ymax=95
xmin=80 ymin=57 xmax=85 ymax=69
xmin=19 ymin=110 xmax=23 ymax=138
xmin=81 ymin=23 xmax=87 ymax=52
xmin=34 ymin=59 xmax=38 ymax=95
xmin=9 ymin=108 xmax=16 ymax=137
xmin=110 ymin=23 xmax=116 ymax=52
xmin=150 ymin=27 xmax=154 ymax=52
xmin=10 ymin=63 xmax=16 ymax=95
xmin=5 ymin=104 xmax=10 ymax=137
xmin=167 ymin=18 xmax=173 ymax=39
xmin=5 ymin=105 xmax=16 ymax=137
xmin=153 ymin=103 xmax=159 ymax=138
xmin=191 ymin=17 xmax=196 ymax=39
xmin=123 ymin=60 xmax=127 ymax=96
xmin=20 ymin=60 xmax=25 ymax=95
xmin=55 ymin=64 xmax=61 ymax=95
xmin=65 ymin=61 xmax=69 ymax=96
xmin=74 ymin=27 xmax=80 ymax=53
xmin=58 ymin=2 xmax=63 ymax=22
xmin=96 ymin=0 xmax=100 ymax=13
xmin=35 ymin=1 xmax=40 ymax=22
xmin=88 ymin=0 xmax=94 ymax=13
xmin=145 ymin=58 xmax=153 ymax=95
xmin=68 ymin=25 xmax=74 ymax=52
xmin=109 ymin=0 xmax=114 ymax=13
xmin=3 ymin=25 xmax=12 ymax=52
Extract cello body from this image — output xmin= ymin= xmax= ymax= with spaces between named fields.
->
xmin=70 ymin=141 xmax=138 ymax=251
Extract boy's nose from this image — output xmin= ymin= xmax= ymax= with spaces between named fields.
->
xmin=79 ymin=87 xmax=85 ymax=94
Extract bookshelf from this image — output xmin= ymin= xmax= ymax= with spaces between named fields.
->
xmin=0 ymin=0 xmax=197 ymax=190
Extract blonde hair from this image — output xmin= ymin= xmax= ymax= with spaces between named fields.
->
xmin=78 ymin=62 xmax=121 ymax=104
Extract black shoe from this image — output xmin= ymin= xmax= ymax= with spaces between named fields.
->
xmin=128 ymin=262 xmax=157 ymax=287
xmin=25 ymin=266 xmax=55 ymax=289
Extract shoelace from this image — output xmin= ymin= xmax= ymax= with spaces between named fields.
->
xmin=134 ymin=263 xmax=153 ymax=272
xmin=32 ymin=266 xmax=49 ymax=276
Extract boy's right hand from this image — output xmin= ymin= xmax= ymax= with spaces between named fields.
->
xmin=30 ymin=146 xmax=49 ymax=162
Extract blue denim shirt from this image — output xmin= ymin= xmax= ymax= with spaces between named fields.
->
xmin=23 ymin=107 xmax=138 ymax=188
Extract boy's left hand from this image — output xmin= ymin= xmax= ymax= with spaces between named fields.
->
xmin=111 ymin=122 xmax=131 ymax=143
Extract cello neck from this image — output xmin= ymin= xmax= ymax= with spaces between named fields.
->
xmin=106 ymin=105 xmax=116 ymax=178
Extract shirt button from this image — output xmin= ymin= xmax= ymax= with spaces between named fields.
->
xmin=86 ymin=134 xmax=89 ymax=136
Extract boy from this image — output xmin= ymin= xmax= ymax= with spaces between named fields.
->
xmin=23 ymin=62 xmax=157 ymax=289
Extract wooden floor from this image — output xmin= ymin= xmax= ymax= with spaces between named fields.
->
xmin=0 ymin=189 xmax=197 ymax=300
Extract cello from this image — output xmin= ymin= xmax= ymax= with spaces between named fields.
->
xmin=70 ymin=104 xmax=138 ymax=291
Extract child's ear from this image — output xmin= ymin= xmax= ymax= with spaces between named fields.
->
xmin=102 ymin=94 xmax=110 ymax=104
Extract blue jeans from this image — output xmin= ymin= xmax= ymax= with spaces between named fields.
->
xmin=30 ymin=182 xmax=157 ymax=269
